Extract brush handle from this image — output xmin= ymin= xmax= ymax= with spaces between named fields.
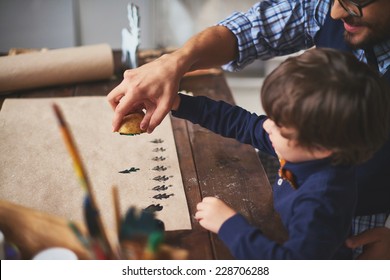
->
xmin=52 ymin=103 xmax=92 ymax=194
xmin=112 ymin=186 xmax=122 ymax=237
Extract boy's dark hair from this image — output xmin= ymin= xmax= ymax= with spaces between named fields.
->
xmin=261 ymin=48 xmax=390 ymax=165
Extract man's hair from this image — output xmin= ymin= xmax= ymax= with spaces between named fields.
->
xmin=261 ymin=48 xmax=390 ymax=165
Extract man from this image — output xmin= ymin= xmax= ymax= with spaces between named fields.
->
xmin=107 ymin=0 xmax=390 ymax=259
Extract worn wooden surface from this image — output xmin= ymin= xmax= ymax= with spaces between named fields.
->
xmin=0 ymin=51 xmax=287 ymax=259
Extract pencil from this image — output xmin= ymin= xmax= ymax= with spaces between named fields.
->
xmin=52 ymin=103 xmax=118 ymax=259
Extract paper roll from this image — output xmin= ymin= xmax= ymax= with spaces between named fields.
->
xmin=0 ymin=44 xmax=114 ymax=93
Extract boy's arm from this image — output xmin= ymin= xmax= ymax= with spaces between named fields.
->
xmin=172 ymin=93 xmax=275 ymax=155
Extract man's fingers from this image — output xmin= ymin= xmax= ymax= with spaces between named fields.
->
xmin=107 ymin=83 xmax=126 ymax=110
xmin=112 ymin=110 xmax=126 ymax=132
xmin=108 ymin=81 xmax=176 ymax=133
xmin=111 ymin=94 xmax=136 ymax=131
xmin=141 ymin=106 xmax=154 ymax=132
xmin=346 ymin=228 xmax=382 ymax=248
xmin=147 ymin=100 xmax=172 ymax=133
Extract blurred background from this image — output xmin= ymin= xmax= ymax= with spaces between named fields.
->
xmin=0 ymin=0 xmax=262 ymax=52
xmin=0 ymin=0 xmax=289 ymax=114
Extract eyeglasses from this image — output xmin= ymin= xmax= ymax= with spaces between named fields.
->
xmin=333 ymin=0 xmax=376 ymax=17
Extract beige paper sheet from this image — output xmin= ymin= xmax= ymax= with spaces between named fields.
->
xmin=0 ymin=44 xmax=114 ymax=93
xmin=0 ymin=97 xmax=191 ymax=231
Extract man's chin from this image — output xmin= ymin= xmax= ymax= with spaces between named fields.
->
xmin=343 ymin=26 xmax=387 ymax=50
xmin=344 ymin=31 xmax=373 ymax=50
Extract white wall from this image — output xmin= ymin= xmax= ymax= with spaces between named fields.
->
xmin=0 ymin=0 xmax=259 ymax=52
xmin=0 ymin=0 xmax=76 ymax=51
xmin=77 ymin=0 xmax=260 ymax=49
xmin=154 ymin=0 xmax=259 ymax=48
xmin=0 ymin=0 xmax=156 ymax=52
xmin=76 ymin=0 xmax=156 ymax=49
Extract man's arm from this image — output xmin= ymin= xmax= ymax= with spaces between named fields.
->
xmin=107 ymin=26 xmax=238 ymax=133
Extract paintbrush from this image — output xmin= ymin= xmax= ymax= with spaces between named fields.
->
xmin=83 ymin=196 xmax=110 ymax=259
xmin=111 ymin=185 xmax=124 ymax=258
xmin=112 ymin=186 xmax=121 ymax=238
xmin=52 ymin=103 xmax=118 ymax=259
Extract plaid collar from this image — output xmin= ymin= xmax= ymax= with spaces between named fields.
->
xmin=355 ymin=38 xmax=390 ymax=76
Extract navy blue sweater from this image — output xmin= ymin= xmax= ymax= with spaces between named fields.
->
xmin=172 ymin=94 xmax=356 ymax=259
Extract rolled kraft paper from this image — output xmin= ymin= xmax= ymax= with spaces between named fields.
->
xmin=0 ymin=44 xmax=114 ymax=93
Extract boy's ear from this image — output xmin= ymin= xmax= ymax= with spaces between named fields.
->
xmin=311 ymin=147 xmax=333 ymax=159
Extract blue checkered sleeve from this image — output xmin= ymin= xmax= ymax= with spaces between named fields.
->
xmin=218 ymin=0 xmax=331 ymax=71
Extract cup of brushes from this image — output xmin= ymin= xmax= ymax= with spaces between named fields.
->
xmin=0 ymin=198 xmax=187 ymax=260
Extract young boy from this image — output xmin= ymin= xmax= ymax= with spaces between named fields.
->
xmin=171 ymin=48 xmax=390 ymax=259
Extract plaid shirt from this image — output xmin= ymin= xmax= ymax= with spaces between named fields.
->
xmin=218 ymin=0 xmax=390 ymax=76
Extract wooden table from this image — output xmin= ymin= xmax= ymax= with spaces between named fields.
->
xmin=0 ymin=50 xmax=287 ymax=259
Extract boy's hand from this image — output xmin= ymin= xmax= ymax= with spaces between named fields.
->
xmin=195 ymin=197 xmax=236 ymax=233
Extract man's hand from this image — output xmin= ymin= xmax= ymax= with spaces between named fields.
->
xmin=346 ymin=227 xmax=390 ymax=259
xmin=107 ymin=53 xmax=183 ymax=133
